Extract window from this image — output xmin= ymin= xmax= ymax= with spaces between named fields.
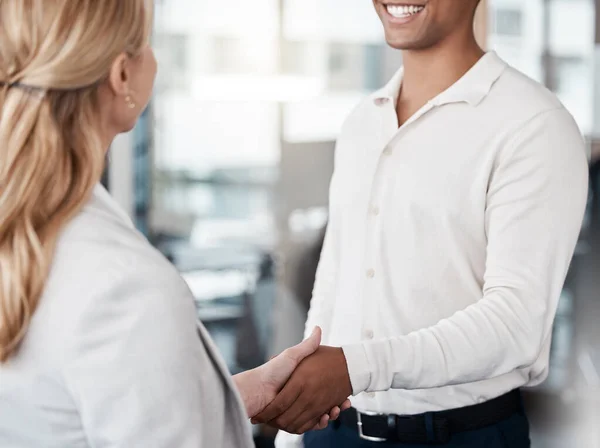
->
xmin=211 ymin=36 xmax=278 ymax=75
xmin=552 ymin=55 xmax=594 ymax=132
xmin=488 ymin=0 xmax=594 ymax=134
xmin=492 ymin=8 xmax=523 ymax=37
xmin=153 ymin=33 xmax=190 ymax=92
xmin=151 ymin=1 xmax=392 ymax=236
xmin=148 ymin=0 xmax=393 ymax=372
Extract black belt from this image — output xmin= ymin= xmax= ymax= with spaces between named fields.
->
xmin=336 ymin=389 xmax=523 ymax=445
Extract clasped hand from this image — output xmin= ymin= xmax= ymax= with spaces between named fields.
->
xmin=251 ymin=330 xmax=354 ymax=434
xmin=234 ymin=327 xmax=352 ymax=434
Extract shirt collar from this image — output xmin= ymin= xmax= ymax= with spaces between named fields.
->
xmin=372 ymin=51 xmax=507 ymax=108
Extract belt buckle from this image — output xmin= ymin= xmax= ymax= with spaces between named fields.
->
xmin=356 ymin=410 xmax=388 ymax=443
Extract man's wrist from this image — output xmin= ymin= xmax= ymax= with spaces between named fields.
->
xmin=330 ymin=346 xmax=354 ymax=398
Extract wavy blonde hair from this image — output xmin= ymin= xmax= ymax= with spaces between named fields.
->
xmin=0 ymin=0 xmax=153 ymax=362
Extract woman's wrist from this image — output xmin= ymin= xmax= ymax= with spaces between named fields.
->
xmin=233 ymin=369 xmax=265 ymax=418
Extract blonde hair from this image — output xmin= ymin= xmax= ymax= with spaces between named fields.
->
xmin=0 ymin=0 xmax=153 ymax=362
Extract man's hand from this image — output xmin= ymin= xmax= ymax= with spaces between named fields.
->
xmin=233 ymin=328 xmax=350 ymax=431
xmin=251 ymin=345 xmax=353 ymax=434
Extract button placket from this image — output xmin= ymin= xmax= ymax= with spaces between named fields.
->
xmin=361 ymin=104 xmax=407 ymax=350
xmin=362 ymin=138 xmax=390 ymax=347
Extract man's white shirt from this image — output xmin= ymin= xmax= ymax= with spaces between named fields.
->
xmin=276 ymin=52 xmax=588 ymax=446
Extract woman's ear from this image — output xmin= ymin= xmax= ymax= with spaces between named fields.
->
xmin=107 ymin=53 xmax=130 ymax=97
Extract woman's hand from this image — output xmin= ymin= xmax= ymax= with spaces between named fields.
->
xmin=233 ymin=327 xmax=351 ymax=431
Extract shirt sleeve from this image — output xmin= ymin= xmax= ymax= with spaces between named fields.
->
xmin=274 ymin=429 xmax=305 ymax=448
xmin=63 ymin=262 xmax=228 ymax=447
xmin=342 ymin=107 xmax=590 ymax=394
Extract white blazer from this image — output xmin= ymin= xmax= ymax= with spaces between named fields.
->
xmin=0 ymin=185 xmax=253 ymax=448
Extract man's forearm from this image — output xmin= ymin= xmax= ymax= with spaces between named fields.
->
xmin=342 ymin=287 xmax=549 ymax=394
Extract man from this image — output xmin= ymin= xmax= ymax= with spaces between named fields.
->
xmin=255 ymin=0 xmax=589 ymax=446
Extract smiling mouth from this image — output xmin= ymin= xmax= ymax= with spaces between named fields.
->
xmin=384 ymin=3 xmax=426 ymax=19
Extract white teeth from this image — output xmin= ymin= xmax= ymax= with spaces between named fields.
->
xmin=386 ymin=4 xmax=424 ymax=18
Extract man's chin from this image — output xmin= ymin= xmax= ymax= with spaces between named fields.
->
xmin=384 ymin=33 xmax=435 ymax=51
xmin=385 ymin=37 xmax=419 ymax=51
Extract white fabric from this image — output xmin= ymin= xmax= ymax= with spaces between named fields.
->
xmin=0 ymin=185 xmax=253 ymax=448
xmin=276 ymin=52 xmax=588 ymax=447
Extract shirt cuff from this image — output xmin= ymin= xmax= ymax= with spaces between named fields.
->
xmin=342 ymin=343 xmax=372 ymax=395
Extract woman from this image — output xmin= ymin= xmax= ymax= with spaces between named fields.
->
xmin=0 ymin=1 xmax=347 ymax=447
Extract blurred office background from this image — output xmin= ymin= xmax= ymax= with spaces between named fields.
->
xmin=104 ymin=1 xmax=600 ymax=446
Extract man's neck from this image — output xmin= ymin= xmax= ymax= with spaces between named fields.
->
xmin=399 ymin=32 xmax=485 ymax=107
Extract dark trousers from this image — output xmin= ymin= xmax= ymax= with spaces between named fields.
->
xmin=304 ymin=410 xmax=530 ymax=448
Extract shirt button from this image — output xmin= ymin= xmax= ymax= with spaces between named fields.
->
xmin=366 ymin=269 xmax=375 ymax=278
xmin=382 ymin=147 xmax=392 ymax=156
xmin=363 ymin=329 xmax=374 ymax=339
xmin=367 ymin=392 xmax=376 ymax=398
xmin=371 ymin=206 xmax=380 ymax=216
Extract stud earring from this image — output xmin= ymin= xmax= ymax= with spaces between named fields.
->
xmin=125 ymin=94 xmax=136 ymax=109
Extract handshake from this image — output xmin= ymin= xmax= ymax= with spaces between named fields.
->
xmin=233 ymin=327 xmax=353 ymax=435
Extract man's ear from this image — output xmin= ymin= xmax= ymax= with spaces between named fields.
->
xmin=107 ymin=53 xmax=130 ymax=97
